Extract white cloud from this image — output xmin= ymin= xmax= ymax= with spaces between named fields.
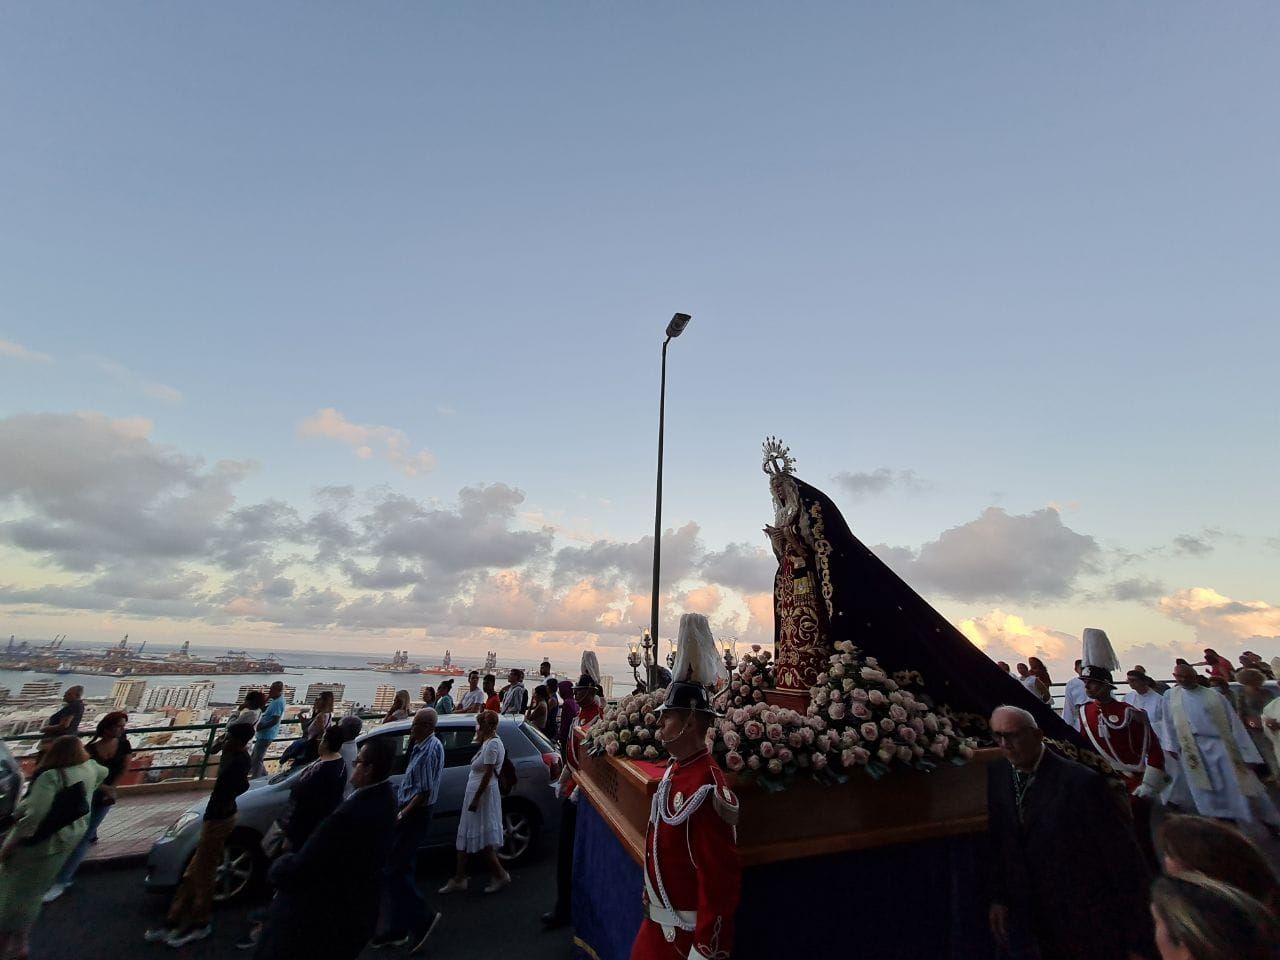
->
xmin=872 ymin=506 xmax=1099 ymax=603
xmin=957 ymin=609 xmax=1073 ymax=670
xmin=1158 ymin=587 xmax=1280 ymax=644
xmin=833 ymin=467 xmax=926 ymax=499
xmin=299 ymin=408 xmax=436 ymax=477
xmin=98 ymin=359 xmax=183 ymax=403
xmin=0 ymin=339 xmax=52 ymax=363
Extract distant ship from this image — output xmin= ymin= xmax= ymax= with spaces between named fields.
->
xmin=483 ymin=650 xmax=497 ymax=672
xmin=368 ymin=650 xmax=422 ymax=674
xmin=427 ymin=649 xmax=464 ymax=676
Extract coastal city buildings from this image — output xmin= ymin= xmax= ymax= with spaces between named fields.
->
xmin=110 ymin=678 xmax=148 ymax=708
xmin=141 ymin=680 xmax=216 ymax=711
xmin=19 ymin=680 xmax=61 ymax=699
xmin=304 ymin=682 xmax=345 ymax=704
xmin=237 ymin=683 xmax=297 ymax=705
xmin=372 ymin=685 xmax=397 ymax=712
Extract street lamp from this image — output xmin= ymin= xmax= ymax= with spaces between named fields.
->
xmin=650 ymin=312 xmax=691 ymax=693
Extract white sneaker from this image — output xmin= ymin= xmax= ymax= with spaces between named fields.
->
xmin=166 ymin=925 xmax=213 ymax=947
xmin=143 ymin=928 xmax=174 ymax=944
xmin=42 ymin=882 xmax=69 ymax=903
xmin=437 ymin=877 xmax=467 ymax=894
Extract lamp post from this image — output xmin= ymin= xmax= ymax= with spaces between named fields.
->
xmin=650 ymin=312 xmax=691 ymax=693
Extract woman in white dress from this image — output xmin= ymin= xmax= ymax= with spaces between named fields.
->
xmin=439 ymin=710 xmax=511 ymax=894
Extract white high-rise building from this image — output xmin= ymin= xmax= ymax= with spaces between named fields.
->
xmin=142 ymin=681 xmax=217 ymax=711
xmin=372 ymin=685 xmax=397 ymax=712
xmin=304 ymin=683 xmax=345 ymax=705
xmin=19 ymin=681 xmax=62 ymax=699
xmin=110 ymin=678 xmax=148 ymax=709
xmin=236 ymin=684 xmax=296 ymax=705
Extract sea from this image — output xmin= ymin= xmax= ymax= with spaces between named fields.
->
xmin=0 ymin=641 xmax=617 ymax=708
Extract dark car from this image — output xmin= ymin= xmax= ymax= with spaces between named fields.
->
xmin=145 ymin=714 xmax=561 ymax=902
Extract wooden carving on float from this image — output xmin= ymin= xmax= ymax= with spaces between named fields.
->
xmin=762 ymin=437 xmax=831 ymax=710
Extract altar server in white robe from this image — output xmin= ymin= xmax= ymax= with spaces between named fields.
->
xmin=1123 ymin=670 xmax=1168 ymax=744
xmin=1161 ymin=662 xmax=1280 ymax=835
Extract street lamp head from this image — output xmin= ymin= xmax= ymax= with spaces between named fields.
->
xmin=665 ymin=313 xmax=692 ymax=338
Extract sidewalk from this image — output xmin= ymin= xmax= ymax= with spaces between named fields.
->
xmin=85 ymin=788 xmax=205 ymax=864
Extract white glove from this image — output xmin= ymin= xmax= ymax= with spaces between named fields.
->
xmin=1133 ymin=765 xmax=1170 ymax=799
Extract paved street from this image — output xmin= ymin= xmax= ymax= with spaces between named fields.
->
xmin=32 ymin=845 xmax=576 ymax=960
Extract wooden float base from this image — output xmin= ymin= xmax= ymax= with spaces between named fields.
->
xmin=573 ymin=746 xmax=1000 ymax=867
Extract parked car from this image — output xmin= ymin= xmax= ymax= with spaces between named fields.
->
xmin=144 ymin=715 xmax=561 ymax=902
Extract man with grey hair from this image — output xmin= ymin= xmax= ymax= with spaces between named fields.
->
xmin=372 ymin=708 xmax=444 ymax=953
xmin=987 ymin=705 xmax=1150 ymax=960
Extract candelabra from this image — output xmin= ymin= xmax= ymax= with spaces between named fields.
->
xmin=666 ymin=638 xmax=676 ymax=670
xmin=629 ymin=630 xmax=658 ymax=692
xmin=722 ymin=638 xmax=738 ymax=673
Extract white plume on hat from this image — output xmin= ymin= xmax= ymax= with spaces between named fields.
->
xmin=670 ymin=613 xmax=728 ymax=688
xmin=1081 ymin=627 xmax=1120 ymax=672
xmin=579 ymin=651 xmax=601 ymax=685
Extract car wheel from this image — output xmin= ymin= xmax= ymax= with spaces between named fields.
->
xmin=213 ymin=831 xmax=265 ymax=903
xmin=498 ymin=801 xmax=539 ymax=864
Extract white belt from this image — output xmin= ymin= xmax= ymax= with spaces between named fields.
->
xmin=645 ymin=902 xmax=697 ymax=938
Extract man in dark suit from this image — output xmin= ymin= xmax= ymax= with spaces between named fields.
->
xmin=254 ymin=738 xmax=398 ymax=960
xmin=987 ymin=705 xmax=1151 ymax=960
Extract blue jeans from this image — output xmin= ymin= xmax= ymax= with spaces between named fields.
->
xmin=377 ymin=804 xmax=435 ymax=938
xmin=56 ymin=803 xmax=111 ymax=885
xmin=250 ymin=739 xmax=273 ymax=778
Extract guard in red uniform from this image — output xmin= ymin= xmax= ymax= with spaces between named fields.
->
xmin=631 ymin=681 xmax=741 ymax=960
xmin=1079 ymin=664 xmax=1168 ymax=870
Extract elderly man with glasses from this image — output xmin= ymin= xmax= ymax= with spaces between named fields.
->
xmin=986 ymin=706 xmax=1151 ymax=960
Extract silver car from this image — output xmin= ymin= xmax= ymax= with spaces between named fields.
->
xmin=144 ymin=715 xmax=562 ymax=902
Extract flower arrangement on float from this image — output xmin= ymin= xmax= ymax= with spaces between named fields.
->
xmin=583 ymin=641 xmax=976 ymax=792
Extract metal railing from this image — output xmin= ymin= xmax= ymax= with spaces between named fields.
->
xmin=2 ymin=714 xmax=383 ymax=786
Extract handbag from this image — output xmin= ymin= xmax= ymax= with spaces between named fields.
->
xmin=22 ymin=770 xmax=89 ymax=846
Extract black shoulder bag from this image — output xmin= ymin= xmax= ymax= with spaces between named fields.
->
xmin=22 ymin=770 xmax=90 ymax=846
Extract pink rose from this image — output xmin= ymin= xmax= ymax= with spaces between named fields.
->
xmin=851 ymin=688 xmax=870 ymax=702
xmin=852 ymin=746 xmax=871 ymax=765
xmin=959 ymin=745 xmax=975 ymax=760
xmin=896 ymin=745 xmax=912 ymax=763
xmin=725 ymin=751 xmax=745 ymax=771
xmin=830 ymin=690 xmax=843 ymax=702
xmin=732 ymin=709 xmax=748 ymax=725
xmin=760 ymin=741 xmax=776 ymax=759
xmin=899 ymin=727 xmax=917 ymax=743
xmin=767 ymin=758 xmax=783 ymax=775
xmin=923 ymin=715 xmax=939 ymax=733
xmin=889 ymin=704 xmax=908 ymax=722
xmin=752 ymin=689 xmax=765 ymax=702
xmin=762 ymin=710 xmax=779 ymax=725
xmin=829 ymin=702 xmax=847 ymax=720
xmin=747 ymin=754 xmax=762 ymax=770
xmin=800 ymin=727 xmax=815 ymax=745
xmin=788 ymin=731 xmax=804 ymax=748
xmin=860 ymin=722 xmax=879 ymax=742
xmin=841 ymin=748 xmax=859 ymax=768
xmin=778 ymin=748 xmax=793 ymax=764
xmin=606 ymin=741 xmax=620 ymax=756
xmin=724 ymin=731 xmax=742 ymax=751
xmin=744 ymin=720 xmax=764 ymax=739
xmin=816 ymin=734 xmax=831 ymax=752
xmin=813 ymin=753 xmax=829 ymax=771
xmin=877 ymin=745 xmax=895 ymax=763
xmin=868 ymin=690 xmax=886 ymax=706
xmin=766 ymin=723 xmax=784 ymax=742
xmin=911 ymin=718 xmax=925 ymax=735
xmin=930 ymin=741 xmax=947 ymax=758
xmin=816 ymin=672 xmax=828 ymax=685
xmin=880 ymin=718 xmax=895 ymax=733
xmin=912 ymin=745 xmax=925 ymax=758
xmin=841 ymin=729 xmax=860 ymax=747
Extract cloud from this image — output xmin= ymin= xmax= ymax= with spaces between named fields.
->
xmin=98 ymin=359 xmax=183 ymax=403
xmin=1172 ymin=533 xmax=1215 ymax=557
xmin=699 ymin=542 xmax=774 ymax=594
xmin=553 ymin=522 xmax=701 ymax=592
xmin=873 ymin=507 xmax=1099 ymax=603
xmin=833 ymin=468 xmax=925 ymax=499
xmin=1103 ymin=577 xmax=1167 ymax=603
xmin=0 ymin=339 xmax=52 ymax=363
xmin=1158 ymin=587 xmax=1280 ymax=644
xmin=957 ymin=609 xmax=1073 ymax=669
xmin=299 ymin=408 xmax=436 ymax=477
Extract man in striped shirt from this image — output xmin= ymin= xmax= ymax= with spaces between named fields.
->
xmin=373 ymin=709 xmax=445 ymax=954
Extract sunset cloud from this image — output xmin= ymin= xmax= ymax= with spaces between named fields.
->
xmin=299 ymin=407 xmax=436 ymax=477
xmin=0 ymin=339 xmax=52 ymax=363
xmin=1158 ymin=587 xmax=1280 ymax=643
xmin=957 ymin=609 xmax=1073 ymax=668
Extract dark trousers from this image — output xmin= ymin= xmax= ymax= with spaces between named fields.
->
xmin=552 ymin=798 xmax=577 ymax=920
xmin=378 ymin=804 xmax=436 ymax=938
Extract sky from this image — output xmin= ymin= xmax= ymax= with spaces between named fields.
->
xmin=2 ymin=3 xmax=1278 ymax=682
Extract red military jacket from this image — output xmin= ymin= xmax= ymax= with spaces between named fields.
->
xmin=640 ymin=749 xmax=741 ymax=960
xmin=1081 ymin=698 xmax=1165 ymax=793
